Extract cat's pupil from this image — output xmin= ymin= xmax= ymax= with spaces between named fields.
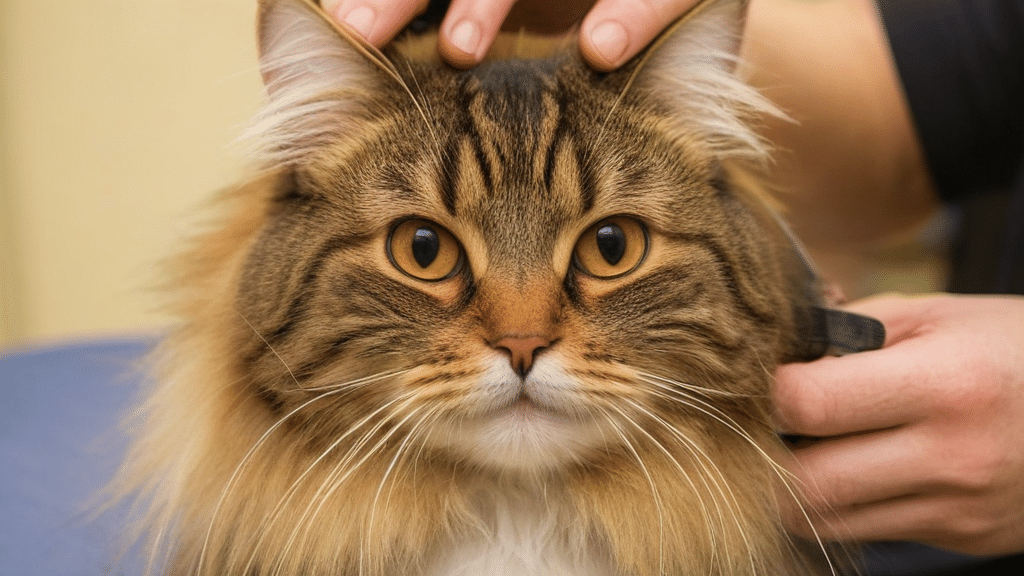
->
xmin=596 ymin=224 xmax=626 ymax=265
xmin=411 ymin=227 xmax=440 ymax=268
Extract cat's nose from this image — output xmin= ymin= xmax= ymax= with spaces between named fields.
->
xmin=493 ymin=336 xmax=552 ymax=379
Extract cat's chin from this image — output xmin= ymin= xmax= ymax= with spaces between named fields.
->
xmin=439 ymin=404 xmax=609 ymax=474
xmin=420 ymin=378 xmax=608 ymax=473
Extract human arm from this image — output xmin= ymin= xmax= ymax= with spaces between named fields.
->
xmin=321 ymin=0 xmax=701 ymax=70
xmin=749 ymin=0 xmax=1024 ymax=555
xmin=739 ymin=0 xmax=940 ymax=290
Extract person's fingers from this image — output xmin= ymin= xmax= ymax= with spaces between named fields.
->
xmin=438 ymin=0 xmax=520 ymax=68
xmin=787 ymin=490 xmax=1009 ymax=555
xmin=579 ymin=0 xmax=700 ymax=71
xmin=773 ymin=295 xmax=938 ymax=437
xmin=787 ymin=493 xmax=955 ymax=543
xmin=328 ymin=0 xmax=430 ymax=46
xmin=785 ymin=427 xmax=936 ymax=513
xmin=773 ymin=345 xmax=933 ymax=438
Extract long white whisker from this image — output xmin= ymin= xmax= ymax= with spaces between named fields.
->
xmin=236 ymin=310 xmax=305 ymax=390
xmin=639 ymin=375 xmax=837 ymax=576
xmin=616 ymin=398 xmax=756 ymax=575
xmin=602 ymin=401 xmax=724 ymax=569
xmin=598 ymin=407 xmax=666 ymax=576
xmin=638 ymin=369 xmax=755 ymax=399
xmin=273 ymin=397 xmax=427 ymax=576
xmin=196 ymin=368 xmax=409 ymax=575
xmin=239 ymin=388 xmax=419 ymax=575
xmin=361 ymin=404 xmax=440 ymax=576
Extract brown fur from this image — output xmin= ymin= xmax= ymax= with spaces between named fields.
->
xmin=110 ymin=0 xmax=837 ymax=574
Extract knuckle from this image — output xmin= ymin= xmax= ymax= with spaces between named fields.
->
xmin=774 ymin=370 xmax=830 ymax=436
xmin=945 ymin=507 xmax=1000 ymax=544
xmin=948 ymin=444 xmax=1006 ymax=493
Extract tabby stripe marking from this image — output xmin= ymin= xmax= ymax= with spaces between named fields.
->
xmin=664 ymin=232 xmax=777 ymax=326
xmin=264 ymin=232 xmax=373 ymax=346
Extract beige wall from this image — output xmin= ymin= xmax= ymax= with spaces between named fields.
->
xmin=1 ymin=0 xmax=265 ymax=347
xmin=0 ymin=0 xmax=947 ymax=349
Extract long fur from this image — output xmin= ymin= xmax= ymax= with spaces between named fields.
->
xmin=108 ymin=1 xmax=836 ymax=575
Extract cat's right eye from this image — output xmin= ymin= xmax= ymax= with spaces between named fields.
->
xmin=387 ymin=219 xmax=464 ymax=281
xmin=573 ymin=216 xmax=648 ymax=279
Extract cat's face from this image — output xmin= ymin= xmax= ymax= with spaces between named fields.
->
xmin=230 ymin=0 xmax=805 ymax=475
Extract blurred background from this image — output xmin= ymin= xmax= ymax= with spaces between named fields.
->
xmin=1 ymin=0 xmax=264 ymax=348
xmin=1 ymin=0 xmax=952 ymax=350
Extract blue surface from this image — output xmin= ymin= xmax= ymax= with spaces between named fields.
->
xmin=0 ymin=338 xmax=153 ymax=576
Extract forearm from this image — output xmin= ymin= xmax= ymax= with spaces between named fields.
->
xmin=740 ymin=0 xmax=940 ymax=252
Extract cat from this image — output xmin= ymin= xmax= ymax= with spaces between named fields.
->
xmin=110 ymin=0 xmax=882 ymax=574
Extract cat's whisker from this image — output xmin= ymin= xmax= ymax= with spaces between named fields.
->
xmin=639 ymin=376 xmax=839 ymax=576
xmin=639 ymin=376 xmax=808 ymax=504
xmin=597 ymin=407 xmax=667 ymax=576
xmin=361 ymin=404 xmax=441 ymax=576
xmin=269 ymin=422 xmax=395 ymax=576
xmin=615 ymin=397 xmax=759 ymax=576
xmin=601 ymin=400 xmax=726 ymax=570
xmin=637 ymin=370 xmax=757 ymax=399
xmin=639 ymin=376 xmax=764 ymax=447
xmin=236 ymin=310 xmax=305 ymax=390
xmin=399 ymin=56 xmax=446 ymax=166
xmin=238 ymin=388 xmax=420 ymax=576
xmin=275 ymin=397 xmax=429 ymax=576
xmin=197 ymin=368 xmax=410 ymax=575
xmin=299 ymin=367 xmax=408 ymax=392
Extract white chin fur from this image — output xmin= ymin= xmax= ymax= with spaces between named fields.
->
xmin=436 ymin=354 xmax=610 ymax=473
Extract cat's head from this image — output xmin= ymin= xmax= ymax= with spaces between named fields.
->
xmin=218 ymin=0 xmax=813 ymax=474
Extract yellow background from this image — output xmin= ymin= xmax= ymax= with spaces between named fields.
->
xmin=0 ymin=0 xmax=944 ymax=349
xmin=1 ymin=0 xmax=265 ymax=347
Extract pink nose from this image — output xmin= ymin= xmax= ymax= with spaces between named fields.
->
xmin=493 ymin=336 xmax=551 ymax=378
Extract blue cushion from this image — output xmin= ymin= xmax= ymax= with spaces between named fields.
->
xmin=1 ymin=338 xmax=152 ymax=576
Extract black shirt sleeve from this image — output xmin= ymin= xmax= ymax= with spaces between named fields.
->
xmin=877 ymin=0 xmax=1024 ymax=203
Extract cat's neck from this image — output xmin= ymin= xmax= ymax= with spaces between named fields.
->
xmin=423 ymin=479 xmax=619 ymax=576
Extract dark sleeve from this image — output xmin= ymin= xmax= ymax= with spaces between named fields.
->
xmin=877 ymin=0 xmax=1024 ymax=203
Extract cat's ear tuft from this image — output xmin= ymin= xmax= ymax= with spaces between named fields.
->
xmin=629 ymin=0 xmax=780 ymax=160
xmin=247 ymin=0 xmax=386 ymax=164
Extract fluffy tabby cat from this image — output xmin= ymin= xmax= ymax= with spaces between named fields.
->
xmin=112 ymin=0 xmax=869 ymax=574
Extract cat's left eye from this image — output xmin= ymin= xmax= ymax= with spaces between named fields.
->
xmin=573 ymin=216 xmax=648 ymax=279
xmin=387 ymin=219 xmax=464 ymax=281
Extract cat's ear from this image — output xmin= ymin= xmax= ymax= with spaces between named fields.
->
xmin=625 ymin=0 xmax=778 ymax=160
xmin=249 ymin=0 xmax=389 ymax=163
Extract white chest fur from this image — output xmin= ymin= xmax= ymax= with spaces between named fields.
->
xmin=422 ymin=491 xmax=618 ymax=576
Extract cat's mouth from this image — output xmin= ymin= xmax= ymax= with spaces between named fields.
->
xmin=507 ymin=393 xmax=546 ymax=415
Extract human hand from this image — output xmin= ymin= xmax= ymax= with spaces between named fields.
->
xmin=322 ymin=0 xmax=701 ymax=70
xmin=773 ymin=293 xmax=1024 ymax=555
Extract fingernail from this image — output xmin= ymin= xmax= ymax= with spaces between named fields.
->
xmin=449 ymin=19 xmax=482 ymax=56
xmin=590 ymin=20 xmax=629 ymax=65
xmin=342 ymin=5 xmax=377 ymax=40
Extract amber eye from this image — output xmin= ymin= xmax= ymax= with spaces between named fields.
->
xmin=387 ymin=219 xmax=464 ymax=281
xmin=573 ymin=216 xmax=648 ymax=278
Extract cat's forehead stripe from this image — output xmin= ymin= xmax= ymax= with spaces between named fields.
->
xmin=441 ymin=66 xmax=592 ymax=222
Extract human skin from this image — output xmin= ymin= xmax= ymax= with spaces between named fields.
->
xmin=319 ymin=0 xmax=1024 ymax=556
xmin=321 ymin=0 xmax=699 ymax=70
xmin=774 ymin=294 xmax=1024 ymax=556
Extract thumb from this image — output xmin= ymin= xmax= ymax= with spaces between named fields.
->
xmin=841 ymin=292 xmax=933 ymax=347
